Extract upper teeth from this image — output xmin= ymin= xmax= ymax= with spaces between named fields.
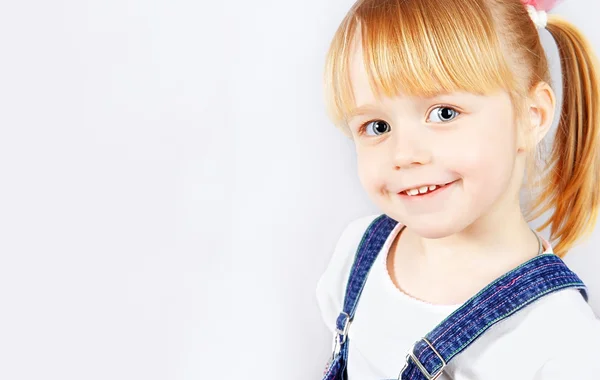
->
xmin=405 ymin=184 xmax=440 ymax=196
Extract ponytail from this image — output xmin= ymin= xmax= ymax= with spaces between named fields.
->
xmin=529 ymin=16 xmax=600 ymax=257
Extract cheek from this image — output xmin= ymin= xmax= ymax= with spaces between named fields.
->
xmin=443 ymin=118 xmax=518 ymax=188
xmin=356 ymin=149 xmax=385 ymax=192
xmin=356 ymin=153 xmax=376 ymax=188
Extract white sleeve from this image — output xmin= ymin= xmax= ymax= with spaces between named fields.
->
xmin=315 ymin=214 xmax=380 ymax=334
xmin=533 ymin=317 xmax=600 ymax=379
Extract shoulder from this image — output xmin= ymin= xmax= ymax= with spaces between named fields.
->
xmin=514 ymin=288 xmax=600 ymax=377
xmin=315 ymin=214 xmax=381 ymax=332
xmin=457 ymin=288 xmax=600 ymax=378
xmin=532 ymin=310 xmax=600 ymax=378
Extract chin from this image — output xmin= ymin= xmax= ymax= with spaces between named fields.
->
xmin=397 ymin=215 xmax=468 ymax=239
xmin=409 ymin=225 xmax=457 ymax=239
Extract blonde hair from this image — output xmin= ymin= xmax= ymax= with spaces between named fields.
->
xmin=323 ymin=0 xmax=600 ymax=256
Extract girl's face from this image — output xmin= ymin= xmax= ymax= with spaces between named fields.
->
xmin=347 ymin=40 xmax=525 ymax=239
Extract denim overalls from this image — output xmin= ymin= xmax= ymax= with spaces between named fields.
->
xmin=322 ymin=214 xmax=588 ymax=380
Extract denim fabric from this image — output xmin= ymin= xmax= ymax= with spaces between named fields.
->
xmin=321 ymin=214 xmax=588 ymax=380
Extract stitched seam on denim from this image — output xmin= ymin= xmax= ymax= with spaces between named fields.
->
xmin=408 ymin=356 xmax=418 ymax=380
xmin=338 ymin=215 xmax=384 ymax=335
xmin=324 ymin=341 xmax=350 ymax=379
xmin=344 ymin=215 xmax=383 ymax=300
xmin=418 ymin=277 xmax=581 ymax=367
xmin=419 ymin=274 xmax=578 ymax=364
xmin=445 ymin=273 xmax=577 ymax=342
xmin=423 ymin=282 xmax=583 ymax=374
xmin=409 ymin=354 xmax=432 ymax=380
xmin=425 ymin=261 xmax=563 ymax=349
xmin=349 ymin=215 xmax=384 ymax=273
xmin=323 ymin=356 xmax=338 ymax=379
xmin=427 ymin=254 xmax=558 ymax=331
xmin=409 ymin=357 xmax=416 ymax=380
xmin=343 ymin=216 xmax=388 ymax=318
xmin=344 ymin=215 xmax=384 ymax=305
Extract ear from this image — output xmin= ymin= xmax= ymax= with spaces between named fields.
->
xmin=523 ymin=81 xmax=556 ymax=149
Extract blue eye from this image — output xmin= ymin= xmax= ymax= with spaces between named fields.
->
xmin=428 ymin=106 xmax=460 ymax=122
xmin=360 ymin=120 xmax=391 ymax=136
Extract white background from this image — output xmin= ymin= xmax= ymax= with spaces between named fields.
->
xmin=0 ymin=1 xmax=598 ymax=379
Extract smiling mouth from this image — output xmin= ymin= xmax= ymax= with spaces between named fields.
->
xmin=399 ymin=181 xmax=457 ymax=196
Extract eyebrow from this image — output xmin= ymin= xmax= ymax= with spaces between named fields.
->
xmin=346 ymin=92 xmax=470 ymax=120
xmin=346 ymin=104 xmax=381 ymax=120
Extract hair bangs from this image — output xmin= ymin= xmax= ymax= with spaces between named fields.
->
xmin=324 ymin=0 xmax=518 ymax=134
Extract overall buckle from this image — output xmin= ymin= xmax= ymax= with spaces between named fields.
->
xmin=331 ymin=312 xmax=351 ymax=359
xmin=398 ymin=338 xmax=446 ymax=380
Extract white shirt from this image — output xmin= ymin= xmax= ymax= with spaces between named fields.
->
xmin=316 ymin=214 xmax=600 ymax=379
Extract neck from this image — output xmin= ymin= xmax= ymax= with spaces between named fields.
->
xmin=405 ymin=202 xmax=540 ymax=267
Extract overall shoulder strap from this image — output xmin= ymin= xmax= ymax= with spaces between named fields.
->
xmin=399 ymin=253 xmax=588 ymax=380
xmin=331 ymin=214 xmax=398 ymax=360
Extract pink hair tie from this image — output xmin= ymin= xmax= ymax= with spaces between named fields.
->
xmin=520 ymin=0 xmax=562 ymax=28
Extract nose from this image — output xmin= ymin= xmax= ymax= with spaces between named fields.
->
xmin=392 ymin=132 xmax=432 ymax=169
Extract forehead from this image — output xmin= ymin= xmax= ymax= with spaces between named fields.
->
xmin=348 ymin=31 xmax=378 ymax=107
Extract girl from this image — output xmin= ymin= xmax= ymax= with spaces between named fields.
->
xmin=316 ymin=0 xmax=600 ymax=379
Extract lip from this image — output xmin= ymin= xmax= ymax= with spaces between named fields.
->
xmin=397 ymin=180 xmax=459 ymax=198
